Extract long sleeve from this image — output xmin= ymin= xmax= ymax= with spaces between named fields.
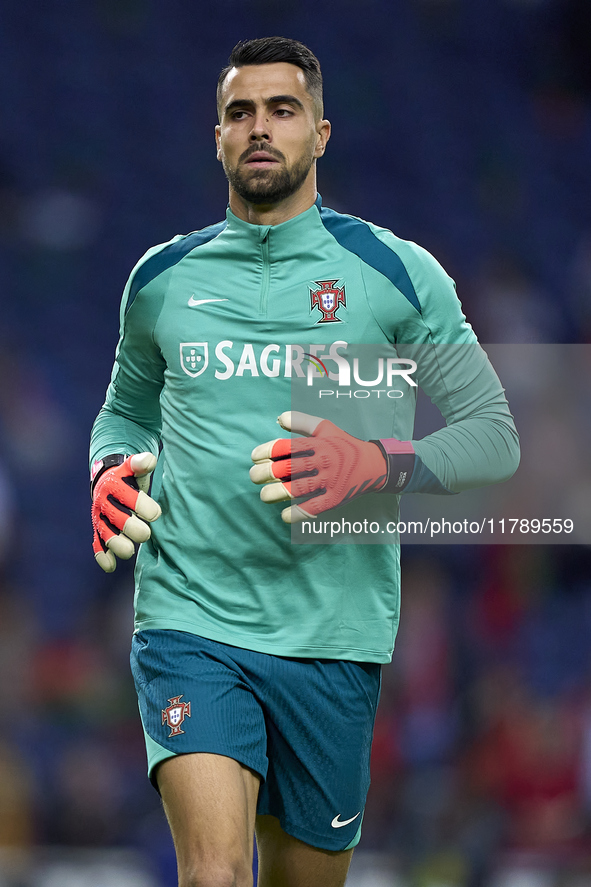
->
xmin=89 ymin=244 xmax=171 ymax=467
xmin=402 ymin=342 xmax=520 ymax=494
xmin=366 ymin=230 xmax=520 ymax=494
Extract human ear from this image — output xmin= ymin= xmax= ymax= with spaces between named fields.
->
xmin=215 ymin=124 xmax=222 ymax=162
xmin=315 ymin=119 xmax=331 ymax=157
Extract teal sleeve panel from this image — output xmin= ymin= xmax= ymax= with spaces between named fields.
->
xmin=410 ymin=348 xmax=520 ymax=493
xmin=362 ymin=231 xmax=520 ymax=494
xmin=89 ymin=244 xmax=170 ymax=467
xmin=318 ymin=205 xmax=421 ymax=312
xmin=126 ymin=221 xmax=226 ymax=312
xmin=90 ymin=407 xmax=161 ymax=465
xmin=403 ymin=459 xmax=455 ymax=496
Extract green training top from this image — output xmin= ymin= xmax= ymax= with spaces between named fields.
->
xmin=90 ymin=196 xmax=519 ymax=663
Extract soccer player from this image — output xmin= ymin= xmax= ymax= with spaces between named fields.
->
xmin=90 ymin=37 xmax=519 ymax=887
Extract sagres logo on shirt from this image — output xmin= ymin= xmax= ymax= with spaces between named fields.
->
xmin=179 ymin=341 xmax=350 ymax=381
xmin=178 ymin=340 xmax=417 ymax=390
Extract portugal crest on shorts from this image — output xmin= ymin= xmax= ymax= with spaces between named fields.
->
xmin=162 ymin=695 xmax=191 ymax=737
xmin=310 ymin=279 xmax=346 ymax=323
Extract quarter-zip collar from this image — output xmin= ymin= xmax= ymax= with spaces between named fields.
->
xmin=224 ymin=194 xmax=325 ymax=256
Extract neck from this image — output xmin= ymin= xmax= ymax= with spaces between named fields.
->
xmin=228 ymin=175 xmax=318 ymax=226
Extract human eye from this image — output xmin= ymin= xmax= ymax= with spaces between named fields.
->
xmin=229 ymin=108 xmax=251 ymax=121
xmin=274 ymin=107 xmax=294 ymax=118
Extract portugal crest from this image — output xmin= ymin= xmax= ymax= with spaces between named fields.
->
xmin=310 ymin=279 xmax=346 ymax=323
xmin=162 ymin=695 xmax=191 ymax=737
xmin=180 ymin=342 xmax=208 ymax=377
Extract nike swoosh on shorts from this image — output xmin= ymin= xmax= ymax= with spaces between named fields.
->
xmin=331 ymin=812 xmax=361 ymax=828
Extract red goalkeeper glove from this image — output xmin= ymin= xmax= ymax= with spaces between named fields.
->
xmin=250 ymin=411 xmax=389 ymax=523
xmin=91 ymin=453 xmax=161 ymax=572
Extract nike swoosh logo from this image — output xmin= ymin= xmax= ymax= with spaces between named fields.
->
xmin=188 ymin=296 xmax=229 ymax=307
xmin=331 ymin=812 xmax=361 ymax=828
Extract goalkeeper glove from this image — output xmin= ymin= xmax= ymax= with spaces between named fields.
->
xmin=250 ymin=411 xmax=412 ymax=523
xmin=91 ymin=453 xmax=161 ymax=572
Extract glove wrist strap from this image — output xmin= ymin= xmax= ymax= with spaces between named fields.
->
xmin=90 ymin=454 xmax=127 ymax=497
xmin=371 ymin=439 xmax=415 ymax=493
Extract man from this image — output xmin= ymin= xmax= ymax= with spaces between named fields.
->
xmin=90 ymin=37 xmax=519 ymax=887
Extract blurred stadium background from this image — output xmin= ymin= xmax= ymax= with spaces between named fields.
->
xmin=0 ymin=0 xmax=591 ymax=884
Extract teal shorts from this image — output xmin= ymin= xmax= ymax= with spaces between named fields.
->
xmin=130 ymin=629 xmax=381 ymax=851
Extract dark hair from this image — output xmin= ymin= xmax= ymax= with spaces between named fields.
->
xmin=217 ymin=36 xmax=323 ymax=118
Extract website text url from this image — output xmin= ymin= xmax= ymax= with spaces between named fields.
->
xmin=300 ymin=517 xmax=575 ymax=538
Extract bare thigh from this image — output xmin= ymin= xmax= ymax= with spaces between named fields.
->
xmin=255 ymin=814 xmax=353 ymax=887
xmin=157 ymin=752 xmax=261 ymax=887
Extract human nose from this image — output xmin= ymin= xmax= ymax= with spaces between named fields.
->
xmin=250 ymin=111 xmax=271 ymax=141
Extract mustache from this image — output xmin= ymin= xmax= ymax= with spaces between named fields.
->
xmin=239 ymin=143 xmax=286 ymax=163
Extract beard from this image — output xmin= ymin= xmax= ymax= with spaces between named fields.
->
xmin=222 ymin=144 xmax=315 ymax=205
